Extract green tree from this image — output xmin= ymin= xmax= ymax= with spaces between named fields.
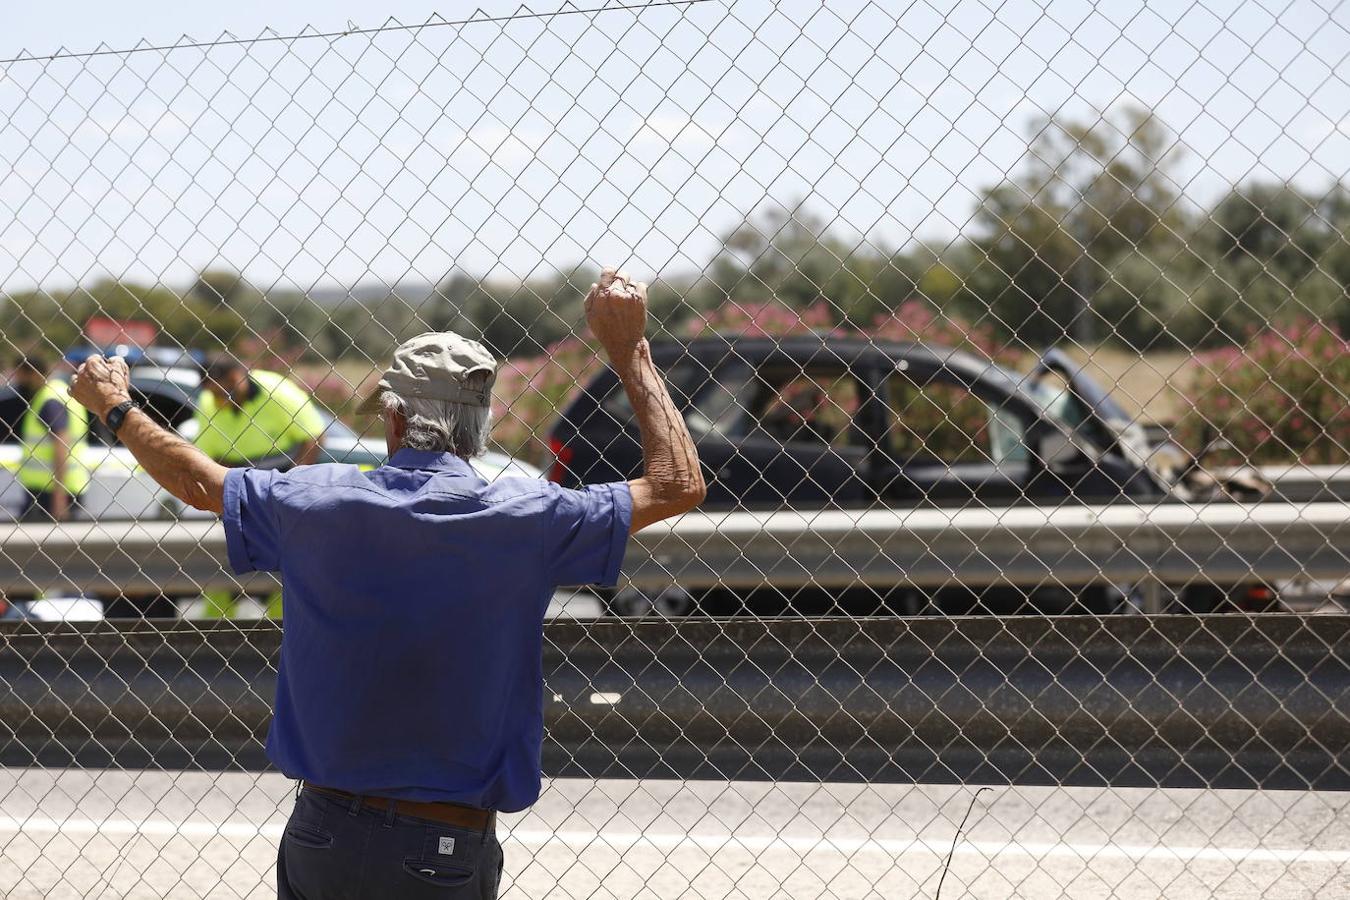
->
xmin=698 ymin=203 xmax=922 ymax=329
xmin=963 ymin=106 xmax=1187 ymax=349
xmin=1183 ymin=183 xmax=1350 ymax=345
xmin=452 ymin=271 xmax=587 ymax=358
xmin=189 ymin=269 xmax=254 ymax=308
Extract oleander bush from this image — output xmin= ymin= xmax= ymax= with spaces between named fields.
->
xmin=1178 ymin=319 xmax=1350 ymax=465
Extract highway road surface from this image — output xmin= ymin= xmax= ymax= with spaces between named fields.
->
xmin=1 ymin=769 xmax=1347 ymax=898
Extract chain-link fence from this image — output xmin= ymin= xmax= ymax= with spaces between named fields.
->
xmin=1 ymin=0 xmax=1348 ymax=897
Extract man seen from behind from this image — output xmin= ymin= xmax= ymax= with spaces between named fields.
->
xmin=69 ymin=268 xmax=705 ymax=899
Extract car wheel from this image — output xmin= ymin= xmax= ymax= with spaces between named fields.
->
xmin=609 ymin=588 xmax=652 ymax=617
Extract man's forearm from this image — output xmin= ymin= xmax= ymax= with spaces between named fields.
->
xmin=119 ymin=409 xmax=229 ymax=514
xmin=70 ymin=356 xmax=226 ymax=513
xmin=615 ymin=339 xmax=705 ymax=532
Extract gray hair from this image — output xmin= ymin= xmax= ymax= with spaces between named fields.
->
xmin=379 ymin=376 xmax=492 ymax=458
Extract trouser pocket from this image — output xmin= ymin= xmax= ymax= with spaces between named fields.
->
xmin=277 ymin=795 xmax=354 ymax=900
xmin=283 ymin=820 xmax=334 ymax=850
xmin=395 ymin=824 xmax=495 ymax=897
xmin=402 ymin=858 xmax=476 ymax=888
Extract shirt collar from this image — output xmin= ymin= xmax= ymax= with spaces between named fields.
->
xmin=388 ymin=449 xmax=477 ymax=476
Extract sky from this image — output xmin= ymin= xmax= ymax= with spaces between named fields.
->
xmin=0 ymin=0 xmax=1347 ymax=295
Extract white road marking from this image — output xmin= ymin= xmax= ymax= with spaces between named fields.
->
xmin=1 ymin=816 xmax=1346 ymax=867
xmin=0 ymin=815 xmax=285 ymax=841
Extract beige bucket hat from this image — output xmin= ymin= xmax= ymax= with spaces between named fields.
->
xmin=356 ymin=331 xmax=498 ymax=413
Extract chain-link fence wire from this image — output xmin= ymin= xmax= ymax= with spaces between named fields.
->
xmin=0 ymin=0 xmax=1348 ymax=896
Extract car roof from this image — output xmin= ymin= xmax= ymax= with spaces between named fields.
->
xmin=0 ymin=378 xmax=198 ymax=407
xmin=129 ymin=375 xmax=199 ymax=407
xmin=65 ymin=345 xmax=205 ymax=368
xmin=646 ymin=334 xmax=1023 ymax=390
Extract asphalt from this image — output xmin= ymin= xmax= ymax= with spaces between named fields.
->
xmin=1 ymin=769 xmax=1346 ymax=899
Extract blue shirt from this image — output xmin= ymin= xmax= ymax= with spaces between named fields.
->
xmin=222 ymin=449 xmax=632 ymax=813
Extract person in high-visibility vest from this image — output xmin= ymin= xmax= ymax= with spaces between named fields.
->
xmin=12 ymin=355 xmax=90 ymax=522
xmin=195 ymin=357 xmax=323 ymax=469
xmin=195 ymin=356 xmax=323 ymax=619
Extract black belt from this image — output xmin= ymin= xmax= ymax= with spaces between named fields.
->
xmin=303 ymin=782 xmax=495 ymax=831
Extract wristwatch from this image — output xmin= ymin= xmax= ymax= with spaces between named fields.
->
xmin=104 ymin=400 xmax=140 ymax=434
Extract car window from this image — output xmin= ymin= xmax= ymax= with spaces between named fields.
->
xmin=887 ymin=375 xmax=1027 ymax=465
xmin=685 ymin=377 xmax=742 ymax=437
xmin=86 ymin=381 xmax=198 ymax=446
xmin=601 ymin=362 xmax=719 ymax=434
xmin=0 ymin=389 xmax=26 ymax=445
xmin=1025 ymin=372 xmax=1089 ymax=431
xmin=740 ymin=369 xmax=864 ymax=449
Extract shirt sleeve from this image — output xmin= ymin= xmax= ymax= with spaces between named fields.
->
xmin=222 ymin=467 xmax=284 ymax=574
xmin=548 ymin=481 xmax=633 ymax=587
xmin=37 ymin=399 xmax=69 ymax=432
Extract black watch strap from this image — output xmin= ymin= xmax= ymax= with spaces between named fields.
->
xmin=104 ymin=400 xmax=139 ymax=434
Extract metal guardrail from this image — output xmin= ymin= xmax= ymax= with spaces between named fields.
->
xmin=2 ymin=616 xmax=1345 ymax=791
xmin=6 ymin=462 xmax=1349 ymax=521
xmin=3 ymin=502 xmax=1347 ymax=593
xmin=628 ymin=502 xmax=1350 ymax=589
xmin=1234 ymin=465 xmax=1350 ymax=503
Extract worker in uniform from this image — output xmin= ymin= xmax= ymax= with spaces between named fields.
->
xmin=195 ymin=356 xmax=323 ymax=618
xmin=12 ymin=355 xmax=90 ymax=522
xmin=195 ymin=356 xmax=323 ymax=471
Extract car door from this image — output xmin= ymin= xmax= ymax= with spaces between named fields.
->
xmin=79 ymin=378 xmax=202 ymax=520
xmin=876 ymin=363 xmax=1032 ymax=506
xmin=0 ymin=387 xmax=30 ymax=519
xmin=0 ymin=386 xmax=27 ymax=446
xmin=555 ymin=359 xmax=730 ymax=494
xmin=709 ymin=361 xmax=874 ymax=509
xmin=1026 ymin=351 xmax=1166 ymax=500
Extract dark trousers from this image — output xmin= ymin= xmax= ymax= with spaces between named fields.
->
xmin=277 ymin=786 xmax=503 ymax=899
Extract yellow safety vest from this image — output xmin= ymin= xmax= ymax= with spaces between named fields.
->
xmin=194 ymin=370 xmax=323 ymax=465
xmin=18 ymin=381 xmax=92 ymax=495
